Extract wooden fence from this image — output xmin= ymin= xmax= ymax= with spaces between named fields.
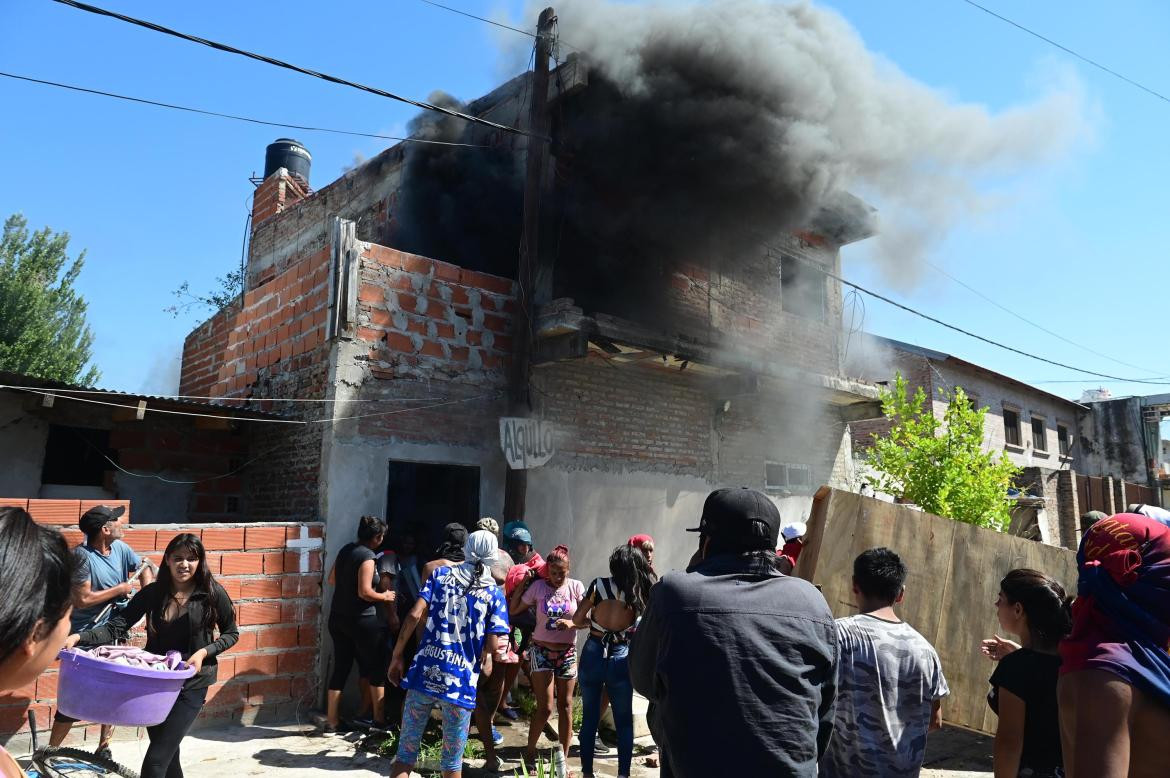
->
xmin=794 ymin=487 xmax=1077 ymax=735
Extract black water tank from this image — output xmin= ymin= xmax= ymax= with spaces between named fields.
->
xmin=263 ymin=138 xmax=311 ymax=181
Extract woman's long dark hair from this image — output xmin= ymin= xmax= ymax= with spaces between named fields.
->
xmin=609 ymin=544 xmax=658 ymax=614
xmin=0 ymin=507 xmax=79 ymax=665
xmin=155 ymin=533 xmax=219 ymax=630
xmin=1001 ymin=568 xmax=1073 ymax=646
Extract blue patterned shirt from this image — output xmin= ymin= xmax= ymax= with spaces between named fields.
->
xmin=402 ymin=566 xmax=510 ymax=709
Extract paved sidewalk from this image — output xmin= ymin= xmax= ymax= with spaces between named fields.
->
xmin=102 ymin=720 xmax=992 ymax=777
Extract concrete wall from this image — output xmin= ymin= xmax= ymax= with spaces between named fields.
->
xmin=0 ymin=393 xmax=48 ymax=496
xmin=1079 ymin=397 xmax=1149 ymax=484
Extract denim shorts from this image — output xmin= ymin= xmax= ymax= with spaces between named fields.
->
xmin=528 ymin=642 xmax=577 ymax=679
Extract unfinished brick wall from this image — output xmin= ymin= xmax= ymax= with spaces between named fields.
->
xmin=668 ymin=233 xmax=844 ymax=378
xmin=0 ymin=515 xmax=325 ymax=747
xmin=250 ymin=171 xmax=310 ymax=232
xmin=533 ymin=356 xmax=713 ymax=475
xmin=248 ymin=149 xmax=407 ymax=291
xmin=356 ymin=244 xmax=515 ymax=382
xmin=179 ymin=246 xmax=333 ymax=523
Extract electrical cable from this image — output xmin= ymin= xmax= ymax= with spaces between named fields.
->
xmin=926 ymin=259 xmax=1170 ymax=377
xmin=3 ymin=385 xmax=502 ymax=424
xmin=959 ymin=0 xmax=1170 ymax=106
xmin=0 ymin=384 xmax=445 ymax=403
xmin=0 ymin=71 xmax=501 ymax=148
xmin=49 ymin=0 xmax=546 ymax=140
xmin=413 ymin=0 xmax=538 ymax=40
xmin=412 ymin=0 xmax=584 ymax=55
xmin=768 ymin=247 xmax=1170 ymax=385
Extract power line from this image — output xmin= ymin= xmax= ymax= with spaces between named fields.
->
xmin=0 ymin=71 xmax=502 ymax=149
xmin=0 ymin=383 xmax=446 ymax=403
xmin=412 ymin=0 xmax=584 ymax=55
xmin=925 ymin=260 xmax=1169 ymax=376
xmin=768 ymin=247 xmax=1170 ymax=385
xmin=5 ymin=385 xmax=503 ymax=424
xmin=413 ymin=0 xmax=538 ymax=40
xmin=959 ymin=0 xmax=1170 ymax=105
xmin=49 ymin=0 xmax=545 ymax=140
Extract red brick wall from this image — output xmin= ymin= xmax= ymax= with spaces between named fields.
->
xmin=0 ymin=520 xmax=325 ymax=745
xmin=250 ymin=172 xmax=309 ymax=231
xmin=179 ymin=248 xmax=330 ymax=401
xmin=357 ymin=244 xmax=515 ymax=381
xmin=179 ymin=246 xmax=333 ymax=523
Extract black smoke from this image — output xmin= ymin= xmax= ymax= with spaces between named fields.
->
xmin=388 ymin=0 xmax=1082 ymax=313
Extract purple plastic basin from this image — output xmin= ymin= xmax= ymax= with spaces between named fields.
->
xmin=56 ymin=649 xmax=196 ymax=726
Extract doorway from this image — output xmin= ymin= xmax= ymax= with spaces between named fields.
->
xmin=385 ymin=461 xmax=480 ymax=552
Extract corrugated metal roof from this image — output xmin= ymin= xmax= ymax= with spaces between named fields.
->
xmin=0 ymin=370 xmax=287 ymax=419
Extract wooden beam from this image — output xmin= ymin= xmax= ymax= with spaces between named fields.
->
xmin=532 ymin=331 xmax=589 ymax=365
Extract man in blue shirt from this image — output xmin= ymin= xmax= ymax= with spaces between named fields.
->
xmin=50 ymin=505 xmax=154 ymax=756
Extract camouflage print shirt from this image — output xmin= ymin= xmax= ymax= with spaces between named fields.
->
xmin=819 ymin=614 xmax=949 ymax=778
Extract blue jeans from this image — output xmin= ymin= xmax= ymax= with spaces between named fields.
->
xmin=578 ymin=636 xmax=634 ymax=777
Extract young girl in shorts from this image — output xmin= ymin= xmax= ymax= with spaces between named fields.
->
xmin=511 ymin=545 xmax=584 ymax=768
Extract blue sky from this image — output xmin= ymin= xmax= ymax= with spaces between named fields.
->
xmin=1 ymin=0 xmax=1168 ymax=402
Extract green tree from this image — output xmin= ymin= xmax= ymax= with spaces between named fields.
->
xmin=865 ymin=373 xmax=1019 ymax=531
xmin=0 ymin=214 xmax=99 ymax=385
xmin=165 ymin=268 xmax=243 ymax=318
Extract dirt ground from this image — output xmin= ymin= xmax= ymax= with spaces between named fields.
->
xmin=101 ymin=719 xmax=994 ymax=777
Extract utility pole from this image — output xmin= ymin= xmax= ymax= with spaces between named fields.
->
xmin=503 ymin=7 xmax=555 ymax=522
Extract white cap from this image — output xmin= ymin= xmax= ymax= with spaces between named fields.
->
xmin=780 ymin=521 xmax=807 ymax=542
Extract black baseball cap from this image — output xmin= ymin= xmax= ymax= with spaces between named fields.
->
xmin=686 ymin=487 xmax=781 ymax=550
xmin=79 ymin=505 xmax=125 ymax=534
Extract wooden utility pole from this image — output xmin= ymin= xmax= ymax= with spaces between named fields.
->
xmin=503 ymin=7 xmax=555 ymax=522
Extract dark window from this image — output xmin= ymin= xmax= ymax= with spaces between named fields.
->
xmin=780 ymin=255 xmax=826 ymax=322
xmin=41 ymin=425 xmax=113 ymax=486
xmin=765 ymin=462 xmax=812 ymax=493
xmin=1058 ymin=424 xmax=1071 ymax=456
xmin=1032 ymin=417 xmax=1047 ymax=452
xmin=1003 ymin=408 xmax=1021 ymax=447
xmin=386 ymin=461 xmax=480 ymax=550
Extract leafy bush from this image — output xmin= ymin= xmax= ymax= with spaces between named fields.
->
xmin=865 ymin=373 xmax=1020 ymax=531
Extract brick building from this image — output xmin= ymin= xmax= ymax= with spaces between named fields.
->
xmin=179 ymin=63 xmax=882 ymax=591
xmin=845 ymin=335 xmax=1159 ymax=548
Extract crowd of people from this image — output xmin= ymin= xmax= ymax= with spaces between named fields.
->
xmin=0 ymin=490 xmax=1166 ymax=778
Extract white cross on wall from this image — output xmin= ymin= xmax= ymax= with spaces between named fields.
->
xmin=286 ymin=525 xmax=324 ymax=572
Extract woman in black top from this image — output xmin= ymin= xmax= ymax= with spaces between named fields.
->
xmin=325 ymin=515 xmax=394 ymax=730
xmin=66 ymin=533 xmax=238 ymax=778
xmin=987 ymin=568 xmax=1072 ymax=778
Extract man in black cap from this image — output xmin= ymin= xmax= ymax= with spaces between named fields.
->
xmin=50 ymin=505 xmax=153 ymax=754
xmin=629 ymin=487 xmax=838 ymax=777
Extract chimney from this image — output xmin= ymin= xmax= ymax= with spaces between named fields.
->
xmin=251 ymin=139 xmax=311 ymax=225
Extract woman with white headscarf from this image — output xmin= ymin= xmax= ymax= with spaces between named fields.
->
xmin=388 ymin=530 xmax=511 ymax=778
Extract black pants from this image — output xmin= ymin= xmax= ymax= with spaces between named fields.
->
xmin=141 ymin=686 xmax=207 ymax=778
xmin=328 ymin=612 xmax=387 ymax=689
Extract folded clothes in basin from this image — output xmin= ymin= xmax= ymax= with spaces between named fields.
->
xmin=78 ymin=646 xmax=187 ymax=671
